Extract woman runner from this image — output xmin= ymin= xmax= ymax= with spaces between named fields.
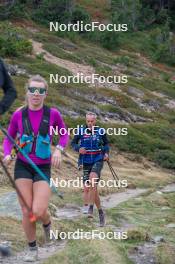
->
xmin=3 ymin=75 xmax=69 ymax=262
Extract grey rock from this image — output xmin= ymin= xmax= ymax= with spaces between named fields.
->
xmin=152 ymin=236 xmax=165 ymax=243
xmin=128 ymin=87 xmax=144 ymax=98
xmin=165 ymin=223 xmax=175 ymax=228
xmin=129 ymin=242 xmax=157 ymax=264
xmin=7 ymin=64 xmax=27 ymax=76
xmin=146 ymin=99 xmax=161 ymax=111
xmin=161 ymin=184 xmax=175 ymax=193
xmin=132 ymin=72 xmax=145 ymax=79
xmin=61 ymin=42 xmax=77 ymax=51
xmin=161 ymin=206 xmax=170 ymax=211
xmin=0 ymin=191 xmax=21 ymax=219
xmin=60 ymin=107 xmax=80 ymax=118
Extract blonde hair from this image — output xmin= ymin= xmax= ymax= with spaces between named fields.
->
xmin=26 ymin=75 xmax=48 ymax=91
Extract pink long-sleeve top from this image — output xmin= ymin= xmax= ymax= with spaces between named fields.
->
xmin=3 ymin=107 xmax=69 ymax=165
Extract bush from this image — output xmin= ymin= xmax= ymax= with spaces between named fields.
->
xmin=0 ymin=27 xmax=32 ymax=57
xmin=84 ymin=30 xmax=119 ymax=51
xmin=100 ymin=31 xmax=119 ymax=50
xmin=148 ymin=25 xmax=175 ymax=65
xmin=32 ymin=0 xmax=73 ymax=25
xmin=113 ymin=55 xmax=131 ymax=66
xmin=110 ymin=127 xmax=152 ymax=156
xmin=154 ymin=150 xmax=175 ymax=169
xmin=71 ymin=5 xmax=91 ymax=24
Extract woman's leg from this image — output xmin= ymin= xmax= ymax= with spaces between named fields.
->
xmin=32 ymin=180 xmax=51 ymax=224
xmin=15 ymin=178 xmax=36 ymax=242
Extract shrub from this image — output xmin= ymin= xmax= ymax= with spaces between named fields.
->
xmin=71 ymin=5 xmax=90 ymax=24
xmin=100 ymin=31 xmax=119 ymax=50
xmin=113 ymin=55 xmax=131 ymax=66
xmin=154 ymin=150 xmax=175 ymax=169
xmin=83 ymin=29 xmax=119 ymax=51
xmin=32 ymin=0 xmax=73 ymax=25
xmin=0 ymin=28 xmax=32 ymax=57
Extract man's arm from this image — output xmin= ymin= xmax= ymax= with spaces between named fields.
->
xmin=71 ymin=134 xmax=81 ymax=152
xmin=101 ymin=133 xmax=110 ymax=153
xmin=0 ymin=59 xmax=17 ymax=115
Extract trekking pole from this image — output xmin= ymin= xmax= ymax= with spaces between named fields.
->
xmin=0 ymin=157 xmax=36 ymax=223
xmin=106 ymin=160 xmax=120 ymax=181
xmin=0 ymin=124 xmax=63 ymax=199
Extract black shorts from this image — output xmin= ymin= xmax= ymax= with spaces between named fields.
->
xmin=14 ymin=159 xmax=51 ymax=183
xmin=83 ymin=160 xmax=104 ymax=184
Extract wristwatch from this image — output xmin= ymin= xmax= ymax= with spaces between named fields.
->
xmin=56 ymin=145 xmax=64 ymax=152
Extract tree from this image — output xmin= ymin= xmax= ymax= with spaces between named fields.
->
xmin=32 ymin=0 xmax=74 ymax=24
xmin=112 ymin=0 xmax=142 ymax=31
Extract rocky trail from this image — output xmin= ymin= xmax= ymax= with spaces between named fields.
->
xmin=32 ymin=40 xmax=95 ymax=78
xmin=0 ymin=182 xmax=174 ymax=264
xmin=0 ymin=240 xmax=66 ymax=264
xmin=0 ymin=143 xmax=174 ymax=264
xmin=30 ymin=39 xmax=175 ymax=124
xmin=0 ymin=25 xmax=175 ymax=263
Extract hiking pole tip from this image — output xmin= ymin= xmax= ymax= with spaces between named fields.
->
xmin=29 ymin=213 xmax=37 ymax=223
xmin=57 ymin=192 xmax=64 ymax=199
xmin=51 ymin=187 xmax=64 ymax=199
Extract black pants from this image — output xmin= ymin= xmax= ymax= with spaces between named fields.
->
xmin=14 ymin=159 xmax=51 ymax=182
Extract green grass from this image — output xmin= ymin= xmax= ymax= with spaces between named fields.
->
xmin=107 ymin=191 xmax=175 ymax=263
xmin=43 ymin=43 xmax=83 ymax=64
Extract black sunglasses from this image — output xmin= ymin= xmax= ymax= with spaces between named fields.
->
xmin=28 ymin=87 xmax=47 ymax=95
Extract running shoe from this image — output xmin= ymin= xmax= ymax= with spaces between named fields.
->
xmin=24 ymin=247 xmax=38 ymax=262
xmin=82 ymin=205 xmax=89 ymax=214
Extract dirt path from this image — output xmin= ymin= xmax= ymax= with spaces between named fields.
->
xmin=0 ymin=182 xmax=174 ymax=263
xmin=0 ymin=188 xmax=148 ymax=220
xmin=31 ymin=40 xmax=121 ymax=91
xmin=32 ymin=40 xmax=95 ymax=77
xmin=0 ymin=187 xmax=148 ymax=264
xmin=0 ymin=241 xmax=66 ymax=264
xmin=54 ymin=188 xmax=148 ymax=220
xmin=0 ymin=148 xmax=174 ymax=263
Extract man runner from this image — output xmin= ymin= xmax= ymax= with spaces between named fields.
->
xmin=71 ymin=112 xmax=110 ymax=227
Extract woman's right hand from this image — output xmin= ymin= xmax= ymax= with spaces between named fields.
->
xmin=3 ymin=155 xmax=12 ymax=166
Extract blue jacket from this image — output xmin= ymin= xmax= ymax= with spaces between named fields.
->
xmin=71 ymin=126 xmax=110 ymax=165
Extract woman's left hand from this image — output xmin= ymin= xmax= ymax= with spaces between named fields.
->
xmin=51 ymin=149 xmax=62 ymax=168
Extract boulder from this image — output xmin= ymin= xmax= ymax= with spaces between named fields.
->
xmin=127 ymin=86 xmax=144 ymax=98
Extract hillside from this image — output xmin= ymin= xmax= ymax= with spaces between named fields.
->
xmin=0 ymin=18 xmax=175 ymax=168
xmin=0 ymin=1 xmax=175 ymax=264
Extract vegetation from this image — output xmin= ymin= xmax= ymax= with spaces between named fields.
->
xmin=0 ymin=2 xmax=175 ymax=264
xmin=0 ymin=23 xmax=32 ymax=57
xmin=0 ymin=1 xmax=175 ymax=64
